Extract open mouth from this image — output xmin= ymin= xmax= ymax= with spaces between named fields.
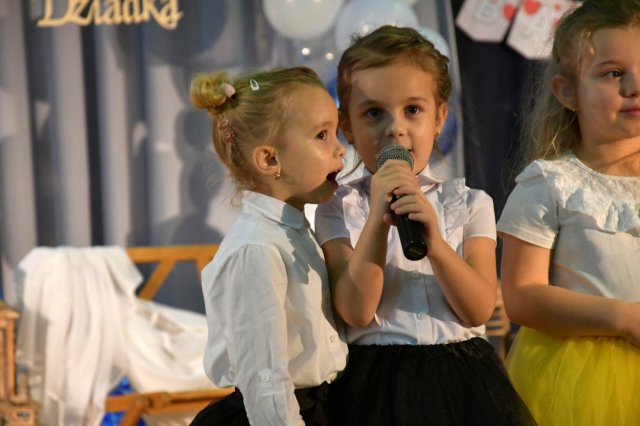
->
xmin=326 ymin=168 xmax=342 ymax=183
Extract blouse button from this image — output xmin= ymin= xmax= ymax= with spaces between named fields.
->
xmin=329 ymin=335 xmax=337 ymax=343
xmin=259 ymin=373 xmax=272 ymax=384
xmin=417 ymin=313 xmax=425 ymax=320
xmin=411 ymin=270 xmax=420 ymax=278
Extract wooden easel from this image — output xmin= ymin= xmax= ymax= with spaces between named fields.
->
xmin=0 ymin=301 xmax=38 ymax=425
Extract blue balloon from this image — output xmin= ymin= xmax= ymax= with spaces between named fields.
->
xmin=325 ymin=72 xmax=340 ymax=109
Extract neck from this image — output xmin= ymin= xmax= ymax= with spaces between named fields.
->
xmin=575 ymin=137 xmax=640 ymax=176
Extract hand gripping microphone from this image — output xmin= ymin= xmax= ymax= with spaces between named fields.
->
xmin=375 ymin=145 xmax=428 ymax=261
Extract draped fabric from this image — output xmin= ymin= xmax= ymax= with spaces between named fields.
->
xmin=0 ymin=0 xmax=464 ymax=312
xmin=16 ymin=246 xmax=215 ymax=425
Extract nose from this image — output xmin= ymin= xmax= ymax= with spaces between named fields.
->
xmin=621 ymin=72 xmax=640 ymax=97
xmin=385 ymin=114 xmax=406 ymax=138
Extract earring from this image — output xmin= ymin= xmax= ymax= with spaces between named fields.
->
xmin=274 ymin=171 xmax=281 ymax=180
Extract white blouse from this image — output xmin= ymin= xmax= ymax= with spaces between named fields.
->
xmin=201 ymin=192 xmax=347 ymax=426
xmin=315 ymin=167 xmax=496 ymax=345
xmin=497 ymin=153 xmax=640 ymax=300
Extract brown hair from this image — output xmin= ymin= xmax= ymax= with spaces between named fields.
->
xmin=524 ymin=0 xmax=640 ymax=162
xmin=190 ymin=66 xmax=325 ymax=191
xmin=337 ymin=25 xmax=451 ymax=119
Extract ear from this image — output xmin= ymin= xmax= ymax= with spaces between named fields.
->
xmin=551 ymin=74 xmax=577 ymax=111
xmin=435 ymin=102 xmax=448 ymax=136
xmin=339 ymin=112 xmax=354 ymax=145
xmin=252 ymin=144 xmax=279 ymax=177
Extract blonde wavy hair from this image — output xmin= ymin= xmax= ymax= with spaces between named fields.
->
xmin=190 ymin=66 xmax=325 ymax=191
xmin=525 ymin=0 xmax=640 ymax=162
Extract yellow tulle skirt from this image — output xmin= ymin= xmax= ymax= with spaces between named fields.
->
xmin=506 ymin=327 xmax=640 ymax=426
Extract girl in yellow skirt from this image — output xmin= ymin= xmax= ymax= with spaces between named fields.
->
xmin=497 ymin=1 xmax=640 ymax=425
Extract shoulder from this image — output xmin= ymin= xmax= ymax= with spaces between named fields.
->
xmin=202 ymin=239 xmax=285 ymax=294
xmin=514 ymin=156 xmax=577 ymax=192
xmin=439 ymin=178 xmax=493 ymax=210
xmin=316 ymin=181 xmax=368 ymax=219
xmin=315 ymin=181 xmax=370 ymax=244
xmin=207 ymin=238 xmax=282 ymax=271
xmin=205 ymin=218 xmax=286 ymax=276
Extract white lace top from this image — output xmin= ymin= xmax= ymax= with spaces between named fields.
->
xmin=497 ymin=152 xmax=640 ymax=301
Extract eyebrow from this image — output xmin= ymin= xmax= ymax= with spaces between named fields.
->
xmin=355 ymin=96 xmax=430 ymax=108
xmin=310 ymin=120 xmax=336 ymax=130
xmin=592 ymin=59 xmax=621 ymax=68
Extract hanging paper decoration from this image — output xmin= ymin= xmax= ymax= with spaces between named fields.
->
xmin=456 ymin=0 xmax=522 ymax=42
xmin=456 ymin=0 xmax=580 ymax=59
xmin=506 ymin=0 xmax=578 ymax=59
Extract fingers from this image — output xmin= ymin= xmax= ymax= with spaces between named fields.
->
xmin=370 ymin=160 xmax=424 ymax=222
xmin=383 ymin=212 xmax=396 ymax=227
xmin=390 ymin=190 xmax=432 ymax=216
xmin=373 ymin=161 xmax=418 ymax=195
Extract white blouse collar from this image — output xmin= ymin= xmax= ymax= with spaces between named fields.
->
xmin=349 ymin=164 xmax=443 ymax=193
xmin=242 ymin=191 xmax=307 ymax=229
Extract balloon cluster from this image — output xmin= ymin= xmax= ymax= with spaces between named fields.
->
xmin=263 ymin=0 xmax=423 ymax=47
xmin=263 ymin=0 xmax=450 ymax=74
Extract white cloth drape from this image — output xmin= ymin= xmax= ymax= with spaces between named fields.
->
xmin=16 ymin=246 xmax=214 ymax=426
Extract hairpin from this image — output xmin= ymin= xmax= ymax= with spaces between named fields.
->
xmin=220 ymin=83 xmax=236 ymax=98
xmin=218 ymin=119 xmax=235 ymax=144
xmin=249 ymin=79 xmax=260 ymax=91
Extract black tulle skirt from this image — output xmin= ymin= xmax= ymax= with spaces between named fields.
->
xmin=328 ymin=338 xmax=537 ymax=426
xmin=189 ymin=381 xmax=334 ymax=426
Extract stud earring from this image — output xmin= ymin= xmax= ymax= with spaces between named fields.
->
xmin=274 ymin=171 xmax=281 ymax=180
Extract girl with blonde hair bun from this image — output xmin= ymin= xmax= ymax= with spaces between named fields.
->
xmin=189 ymin=66 xmax=348 ymax=426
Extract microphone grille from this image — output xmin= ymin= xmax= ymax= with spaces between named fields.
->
xmin=375 ymin=145 xmax=414 ymax=171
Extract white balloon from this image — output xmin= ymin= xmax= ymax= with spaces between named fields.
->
xmin=334 ymin=0 xmax=420 ymax=52
xmin=419 ymin=26 xmax=450 ymax=58
xmin=263 ymin=0 xmax=345 ymax=41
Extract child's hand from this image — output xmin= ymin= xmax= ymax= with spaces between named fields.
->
xmin=620 ymin=302 xmax=640 ymax=347
xmin=388 ymin=170 xmax=443 ymax=250
xmin=369 ymin=159 xmax=417 ymax=225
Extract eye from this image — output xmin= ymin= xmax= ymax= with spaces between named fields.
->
xmin=405 ymin=105 xmax=421 ymax=115
xmin=603 ymin=69 xmax=622 ymax=78
xmin=365 ymin=107 xmax=382 ymax=119
xmin=316 ymin=130 xmax=328 ymax=140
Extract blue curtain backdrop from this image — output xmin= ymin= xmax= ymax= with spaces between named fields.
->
xmin=0 ymin=0 xmax=465 ymax=312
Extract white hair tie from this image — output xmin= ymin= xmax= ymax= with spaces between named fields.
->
xmin=220 ymin=83 xmax=236 ymax=98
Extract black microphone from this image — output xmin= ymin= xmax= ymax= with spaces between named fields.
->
xmin=375 ymin=145 xmax=428 ymax=261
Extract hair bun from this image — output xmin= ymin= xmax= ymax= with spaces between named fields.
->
xmin=190 ymin=71 xmax=233 ymax=116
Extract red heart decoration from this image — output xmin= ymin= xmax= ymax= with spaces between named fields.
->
xmin=503 ymin=4 xmax=517 ymax=20
xmin=523 ymin=0 xmax=542 ymax=15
